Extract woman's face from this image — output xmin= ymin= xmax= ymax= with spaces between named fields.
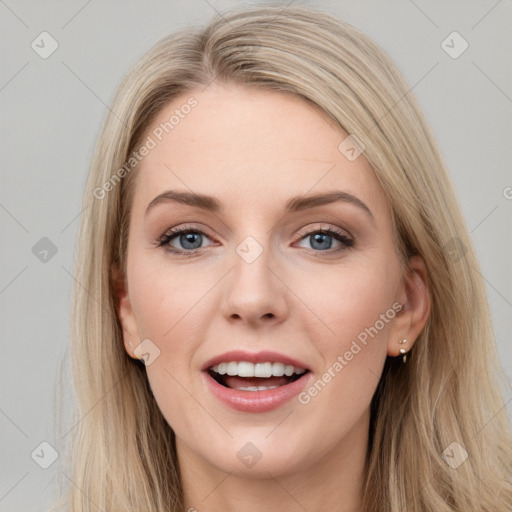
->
xmin=117 ymin=83 xmax=418 ymax=478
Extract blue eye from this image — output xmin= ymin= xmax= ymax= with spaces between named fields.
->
xmin=173 ymin=231 xmax=204 ymax=250
xmin=157 ymin=224 xmax=354 ymax=257
xmin=295 ymin=228 xmax=354 ymax=252
xmin=157 ymin=225 xmax=214 ymax=256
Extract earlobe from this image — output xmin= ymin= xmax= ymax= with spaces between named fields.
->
xmin=111 ymin=264 xmax=140 ymax=359
xmin=387 ymin=255 xmax=431 ymax=358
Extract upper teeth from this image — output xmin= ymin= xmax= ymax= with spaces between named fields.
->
xmin=210 ymin=361 xmax=306 ymax=378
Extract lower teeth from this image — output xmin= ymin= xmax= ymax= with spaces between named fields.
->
xmin=238 ymin=385 xmax=279 ymax=391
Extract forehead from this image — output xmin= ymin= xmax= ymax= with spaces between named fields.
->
xmin=132 ymin=83 xmax=387 ymax=216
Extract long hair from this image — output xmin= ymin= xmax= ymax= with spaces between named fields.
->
xmin=53 ymin=4 xmax=512 ymax=511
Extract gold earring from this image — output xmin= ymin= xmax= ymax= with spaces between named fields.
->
xmin=398 ymin=338 xmax=407 ymax=363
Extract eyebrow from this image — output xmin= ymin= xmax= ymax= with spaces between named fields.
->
xmin=145 ymin=189 xmax=375 ymax=223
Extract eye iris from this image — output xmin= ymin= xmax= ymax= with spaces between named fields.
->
xmin=310 ymin=232 xmax=332 ymax=250
xmin=180 ymin=232 xmax=202 ymax=250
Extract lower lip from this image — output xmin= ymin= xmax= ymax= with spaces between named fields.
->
xmin=203 ymin=371 xmax=312 ymax=413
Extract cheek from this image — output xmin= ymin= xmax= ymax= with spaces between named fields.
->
xmin=127 ymin=253 xmax=217 ymax=417
xmin=301 ymin=255 xmax=399 ymax=346
xmin=128 ymin=253 xmax=214 ymax=341
xmin=296 ymin=256 xmax=399 ymax=403
xmin=128 ymin=267 xmax=203 ymax=433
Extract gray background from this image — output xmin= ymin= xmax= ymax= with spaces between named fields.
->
xmin=1 ymin=1 xmax=511 ymax=510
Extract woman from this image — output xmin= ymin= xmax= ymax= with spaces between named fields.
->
xmin=55 ymin=4 xmax=512 ymax=511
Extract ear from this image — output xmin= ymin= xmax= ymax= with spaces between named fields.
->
xmin=111 ymin=264 xmax=141 ymax=360
xmin=387 ymin=255 xmax=430 ymax=357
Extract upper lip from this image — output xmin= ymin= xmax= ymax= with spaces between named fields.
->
xmin=201 ymin=350 xmax=310 ymax=372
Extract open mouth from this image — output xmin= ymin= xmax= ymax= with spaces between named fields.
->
xmin=207 ymin=362 xmax=310 ymax=392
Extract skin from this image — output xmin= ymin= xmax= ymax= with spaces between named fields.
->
xmin=114 ymin=83 xmax=430 ymax=512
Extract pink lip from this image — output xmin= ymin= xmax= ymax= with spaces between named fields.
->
xmin=201 ymin=350 xmax=310 ymax=372
xmin=202 ymin=369 xmax=312 ymax=413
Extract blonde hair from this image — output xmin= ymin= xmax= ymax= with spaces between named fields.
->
xmin=53 ymin=4 xmax=512 ymax=511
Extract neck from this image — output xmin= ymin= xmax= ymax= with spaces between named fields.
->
xmin=177 ymin=409 xmax=369 ymax=512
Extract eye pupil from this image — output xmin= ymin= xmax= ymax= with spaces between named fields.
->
xmin=310 ymin=233 xmax=332 ymax=250
xmin=180 ymin=232 xmax=202 ymax=249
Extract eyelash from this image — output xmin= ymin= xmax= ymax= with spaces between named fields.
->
xmin=156 ymin=223 xmax=355 ymax=257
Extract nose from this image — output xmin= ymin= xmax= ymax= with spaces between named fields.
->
xmin=220 ymin=241 xmax=288 ymax=328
